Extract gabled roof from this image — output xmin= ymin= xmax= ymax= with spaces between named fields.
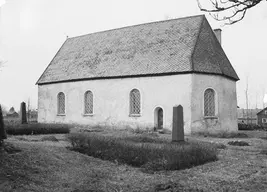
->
xmin=256 ymin=107 xmax=267 ymax=115
xmin=37 ymin=15 xmax=239 ymax=85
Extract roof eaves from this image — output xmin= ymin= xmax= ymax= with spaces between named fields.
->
xmin=37 ymin=71 xmax=239 ymax=85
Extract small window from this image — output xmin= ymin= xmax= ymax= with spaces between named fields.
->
xmin=130 ymin=89 xmax=141 ymax=115
xmin=84 ymin=91 xmax=93 ymax=114
xmin=265 ymin=110 xmax=267 ymax=115
xmin=57 ymin=92 xmax=65 ymax=115
xmin=204 ymin=88 xmax=215 ymax=117
xmin=262 ymin=118 xmax=267 ymax=123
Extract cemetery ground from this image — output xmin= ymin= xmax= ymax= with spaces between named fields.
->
xmin=0 ymin=127 xmax=267 ymax=192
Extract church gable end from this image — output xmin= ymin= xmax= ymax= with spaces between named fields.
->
xmin=192 ymin=17 xmax=239 ymax=81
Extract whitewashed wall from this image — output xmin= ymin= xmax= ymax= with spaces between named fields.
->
xmin=38 ymin=74 xmax=193 ymax=134
xmin=191 ymin=74 xmax=238 ymax=133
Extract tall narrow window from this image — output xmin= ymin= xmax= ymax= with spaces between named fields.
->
xmin=84 ymin=91 xmax=93 ymax=114
xmin=130 ymin=89 xmax=141 ymax=115
xmin=204 ymin=88 xmax=215 ymax=117
xmin=57 ymin=92 xmax=65 ymax=115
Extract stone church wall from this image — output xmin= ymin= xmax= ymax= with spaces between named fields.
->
xmin=191 ymin=74 xmax=238 ymax=133
xmin=38 ymin=74 xmax=193 ymax=134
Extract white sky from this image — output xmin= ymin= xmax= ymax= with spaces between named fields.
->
xmin=0 ymin=0 xmax=267 ymax=111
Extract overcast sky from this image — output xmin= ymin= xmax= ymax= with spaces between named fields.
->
xmin=0 ymin=0 xmax=267 ymax=111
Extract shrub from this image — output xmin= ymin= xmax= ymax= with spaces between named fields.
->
xmin=5 ymin=123 xmax=70 ymax=135
xmin=67 ymin=133 xmax=218 ymax=171
xmin=40 ymin=135 xmax=59 ymax=142
xmin=260 ymin=149 xmax=267 ymax=155
xmin=195 ymin=131 xmax=248 ymax=138
xmin=228 ymin=140 xmax=250 ymax=146
xmin=130 ymin=126 xmax=156 ymax=134
xmin=238 ymin=123 xmax=266 ymax=131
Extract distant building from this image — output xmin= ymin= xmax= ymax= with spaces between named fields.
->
xmin=256 ymin=107 xmax=267 ymax=127
xmin=237 ymin=108 xmax=262 ymax=124
xmin=6 ymin=107 xmax=19 ymax=118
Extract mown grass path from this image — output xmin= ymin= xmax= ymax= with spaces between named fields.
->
xmin=0 ymin=133 xmax=267 ymax=192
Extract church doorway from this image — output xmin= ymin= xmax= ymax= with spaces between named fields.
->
xmin=154 ymin=107 xmax=163 ymax=130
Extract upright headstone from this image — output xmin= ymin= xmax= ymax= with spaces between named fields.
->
xmin=0 ymin=104 xmax=7 ymax=146
xmin=20 ymin=102 xmax=27 ymax=124
xmin=172 ymin=105 xmax=184 ymax=142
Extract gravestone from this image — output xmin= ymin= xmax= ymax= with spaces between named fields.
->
xmin=20 ymin=102 xmax=27 ymax=124
xmin=0 ymin=104 xmax=7 ymax=146
xmin=172 ymin=105 xmax=184 ymax=142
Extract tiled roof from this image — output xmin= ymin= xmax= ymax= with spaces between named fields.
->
xmin=37 ymin=15 xmax=239 ymax=85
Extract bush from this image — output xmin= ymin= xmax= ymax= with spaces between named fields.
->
xmin=228 ymin=141 xmax=250 ymax=146
xmin=195 ymin=131 xmax=248 ymax=138
xmin=67 ymin=133 xmax=218 ymax=171
xmin=238 ymin=123 xmax=266 ymax=131
xmin=40 ymin=135 xmax=59 ymax=142
xmin=260 ymin=149 xmax=267 ymax=155
xmin=5 ymin=123 xmax=71 ymax=135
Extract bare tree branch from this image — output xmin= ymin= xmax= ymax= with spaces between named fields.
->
xmin=197 ymin=0 xmax=264 ymax=24
xmin=0 ymin=59 xmax=7 ymax=69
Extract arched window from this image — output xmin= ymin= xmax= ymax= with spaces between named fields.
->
xmin=84 ymin=91 xmax=93 ymax=114
xmin=204 ymin=88 xmax=215 ymax=116
xmin=130 ymin=89 xmax=141 ymax=115
xmin=57 ymin=92 xmax=65 ymax=115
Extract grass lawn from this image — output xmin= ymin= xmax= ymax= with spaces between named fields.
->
xmin=0 ymin=130 xmax=267 ymax=192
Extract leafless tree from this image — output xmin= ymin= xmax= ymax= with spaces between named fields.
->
xmin=263 ymin=87 xmax=266 ymax=108
xmin=0 ymin=59 xmax=6 ymax=70
xmin=245 ymin=76 xmax=249 ymax=124
xmin=27 ymin=98 xmax=31 ymax=122
xmin=197 ymin=0 xmax=265 ymax=24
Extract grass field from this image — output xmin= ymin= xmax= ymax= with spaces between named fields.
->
xmin=0 ymin=129 xmax=267 ymax=192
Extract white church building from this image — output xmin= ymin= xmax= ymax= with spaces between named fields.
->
xmin=36 ymin=15 xmax=239 ymax=134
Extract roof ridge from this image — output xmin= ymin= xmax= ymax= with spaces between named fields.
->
xmin=68 ymin=14 xmax=205 ymax=40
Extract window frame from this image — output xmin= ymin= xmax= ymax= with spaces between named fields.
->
xmin=203 ymin=88 xmax=217 ymax=118
xmin=265 ymin=110 xmax=267 ymax=115
xmin=84 ymin=90 xmax=94 ymax=116
xmin=129 ymin=88 xmax=141 ymax=117
xmin=57 ymin=92 xmax=66 ymax=116
xmin=262 ymin=118 xmax=267 ymax=123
